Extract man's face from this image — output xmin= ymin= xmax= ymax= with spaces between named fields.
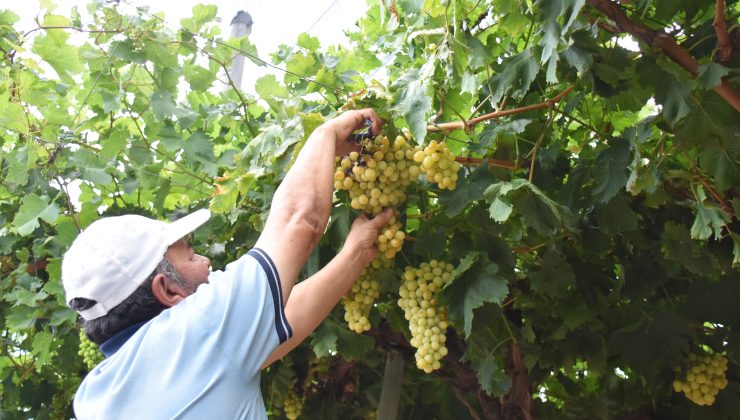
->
xmin=164 ymin=239 xmax=211 ymax=294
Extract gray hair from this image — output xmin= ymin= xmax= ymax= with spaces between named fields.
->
xmin=72 ymin=257 xmax=188 ymax=345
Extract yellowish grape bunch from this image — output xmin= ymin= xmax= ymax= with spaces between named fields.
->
xmin=343 ymin=256 xmax=393 ymax=333
xmin=78 ymin=329 xmax=104 ymax=369
xmin=397 ymin=260 xmax=454 ymax=373
xmin=283 ymin=391 xmax=304 ymax=420
xmin=672 ymin=353 xmax=729 ymax=406
xmin=334 ymin=135 xmax=422 ymax=215
xmin=377 ymin=215 xmax=405 ymax=259
xmin=413 ymin=140 xmax=461 ymax=190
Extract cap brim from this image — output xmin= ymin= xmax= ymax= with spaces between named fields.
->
xmin=164 ymin=209 xmax=211 ymax=245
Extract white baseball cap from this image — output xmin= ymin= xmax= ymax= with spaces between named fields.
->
xmin=62 ymin=209 xmax=211 ymax=320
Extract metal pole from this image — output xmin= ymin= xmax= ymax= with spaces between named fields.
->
xmin=227 ymin=10 xmax=253 ymax=89
xmin=377 ymin=350 xmax=405 ymax=420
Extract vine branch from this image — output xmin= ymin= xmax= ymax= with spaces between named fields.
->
xmin=587 ymin=0 xmax=740 ymax=113
xmin=428 ymin=86 xmax=574 ymax=133
xmin=713 ymin=0 xmax=733 ymax=64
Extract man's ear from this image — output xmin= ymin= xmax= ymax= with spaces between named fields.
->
xmin=151 ymin=274 xmax=189 ymax=307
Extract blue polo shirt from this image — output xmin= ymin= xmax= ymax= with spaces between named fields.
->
xmin=73 ymin=248 xmax=292 ymax=419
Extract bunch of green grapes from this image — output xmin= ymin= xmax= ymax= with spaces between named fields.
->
xmin=343 ymin=256 xmax=393 ymax=333
xmin=673 ymin=353 xmax=729 ymax=406
xmin=413 ymin=140 xmax=461 ymax=190
xmin=78 ymin=329 xmax=104 ymax=369
xmin=397 ymin=260 xmax=454 ymax=373
xmin=377 ymin=215 xmax=405 ymax=259
xmin=283 ymin=391 xmax=304 ymax=420
xmin=334 ymin=135 xmax=422 ymax=215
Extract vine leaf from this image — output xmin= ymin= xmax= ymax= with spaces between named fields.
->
xmin=438 ymin=163 xmax=493 ymax=217
xmin=485 ymin=179 xmax=564 ymax=235
xmin=12 ymin=194 xmax=60 ymax=236
xmin=442 ymin=253 xmax=509 ymax=337
xmin=607 ymin=311 xmax=693 ymax=379
xmin=690 ymin=200 xmax=730 ymax=241
xmin=696 ymin=63 xmax=730 ymax=90
xmin=32 ymin=33 xmax=82 ymax=85
xmin=468 ymin=353 xmax=512 ymax=397
xmin=592 ymin=139 xmax=630 ymax=204
xmin=529 ymin=252 xmax=575 ymax=298
xmin=391 ymin=68 xmax=432 ymax=143
xmin=490 ymin=49 xmax=539 ymax=104
xmin=662 ymin=222 xmax=720 ymax=275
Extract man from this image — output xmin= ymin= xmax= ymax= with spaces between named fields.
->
xmin=62 ymin=109 xmax=391 ymax=419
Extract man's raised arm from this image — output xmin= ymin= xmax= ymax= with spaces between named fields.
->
xmin=254 ymin=109 xmax=384 ymax=304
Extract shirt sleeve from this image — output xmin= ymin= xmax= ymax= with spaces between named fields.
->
xmin=187 ymin=247 xmax=292 ymax=378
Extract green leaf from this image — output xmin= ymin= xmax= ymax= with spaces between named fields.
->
xmin=529 ymin=252 xmax=576 ymax=298
xmin=592 ymin=139 xmax=630 ymax=203
xmin=151 ymin=91 xmax=180 ymax=119
xmin=595 ymin=195 xmax=638 ymax=235
xmin=442 ymin=256 xmax=509 ymax=337
xmin=100 ymin=128 xmax=129 ymax=160
xmin=297 ymin=33 xmax=320 ymax=51
xmin=608 ymin=311 xmax=693 ymax=378
xmin=285 ymin=53 xmax=318 ymax=84
xmin=475 ymin=118 xmax=531 ymax=152
xmin=491 ymin=49 xmax=539 ymax=104
xmin=183 ymin=130 xmax=216 ymax=176
xmin=626 ymin=148 xmax=658 ymax=196
xmin=391 ymin=69 xmax=432 ymax=143
xmin=460 ymin=71 xmax=478 ymax=95
xmin=451 ymin=251 xmax=480 ymax=281
xmin=412 ymin=224 xmax=447 ymax=259
xmin=311 ymin=322 xmax=339 ymax=358
xmin=12 ymin=194 xmax=59 ymax=235
xmin=255 ymin=74 xmax=289 ymax=100
xmin=731 ymin=233 xmax=740 ymax=268
xmin=662 ymin=222 xmax=720 ymax=275
xmin=32 ymin=33 xmax=83 ymax=84
xmin=488 ymin=195 xmax=513 ymax=222
xmin=0 ymin=101 xmax=30 ymax=133
xmin=696 ymin=63 xmax=730 ymax=90
xmin=0 ymin=10 xmax=20 ymax=25
xmin=469 ymin=353 xmax=512 ymax=397
xmin=184 ymin=62 xmax=216 ymax=91
xmin=6 ymin=305 xmax=43 ymax=330
xmin=690 ymin=203 xmax=730 ymax=241
xmin=656 ymin=76 xmax=691 ymax=126
xmin=32 ymin=330 xmax=55 ymax=367
xmin=697 ymin=137 xmax=740 ymax=193
xmin=438 ymin=163 xmax=494 ymax=217
xmin=181 ymin=4 xmax=218 ymax=32
xmin=485 ymin=179 xmax=564 ymax=235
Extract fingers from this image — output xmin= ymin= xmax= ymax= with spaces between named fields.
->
xmin=367 ymin=208 xmax=394 ymax=229
xmin=350 ymin=109 xmax=384 ymax=135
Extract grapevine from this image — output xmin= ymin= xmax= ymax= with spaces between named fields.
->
xmin=78 ymin=329 xmax=104 ymax=369
xmin=672 ymin=353 xmax=729 ymax=406
xmin=397 ymin=260 xmax=454 ymax=373
xmin=342 ymin=256 xmax=393 ymax=333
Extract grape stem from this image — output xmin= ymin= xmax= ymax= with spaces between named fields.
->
xmin=427 ymin=86 xmax=574 ymax=133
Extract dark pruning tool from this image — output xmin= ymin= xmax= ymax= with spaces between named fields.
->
xmin=347 ymin=118 xmax=374 ymax=144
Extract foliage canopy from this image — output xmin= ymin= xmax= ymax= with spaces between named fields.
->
xmin=0 ymin=0 xmax=738 ymax=418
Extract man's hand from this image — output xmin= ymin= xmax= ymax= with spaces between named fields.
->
xmin=319 ymin=109 xmax=384 ymax=157
xmin=341 ymin=209 xmax=394 ymax=267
